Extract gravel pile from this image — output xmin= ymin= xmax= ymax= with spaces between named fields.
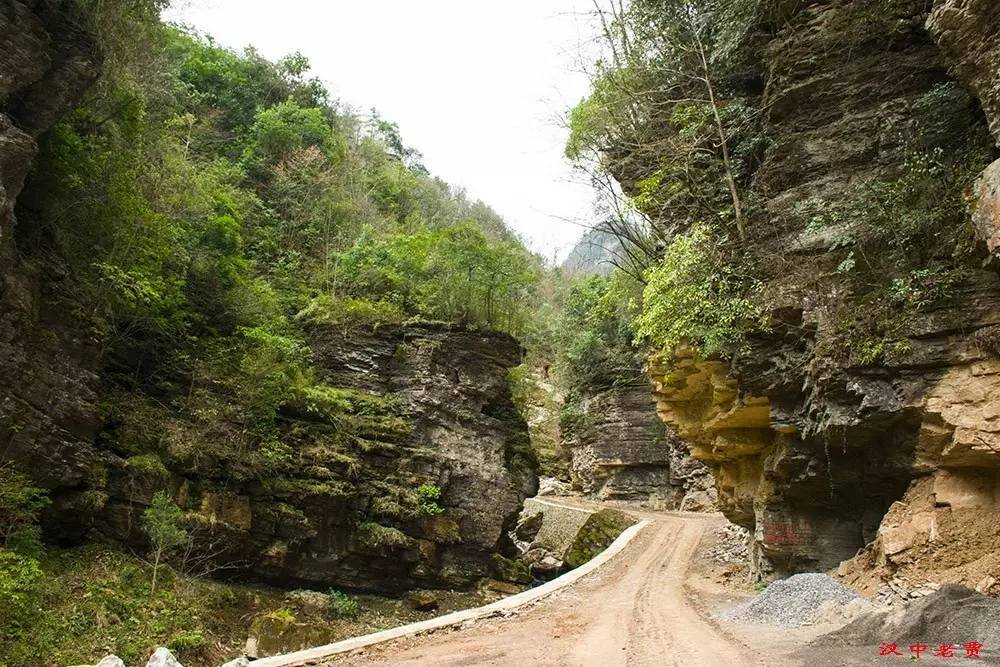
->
xmin=719 ymin=573 xmax=867 ymax=627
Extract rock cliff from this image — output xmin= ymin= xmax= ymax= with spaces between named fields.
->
xmin=0 ymin=1 xmax=103 ymax=513
xmin=564 ymin=383 xmax=715 ymax=510
xmin=645 ymin=0 xmax=1000 ymax=583
xmin=83 ymin=322 xmax=535 ymax=592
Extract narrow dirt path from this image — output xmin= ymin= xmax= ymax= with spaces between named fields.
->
xmin=328 ymin=504 xmax=765 ymax=667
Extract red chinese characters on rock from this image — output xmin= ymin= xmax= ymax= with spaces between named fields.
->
xmin=762 ymin=520 xmax=800 ymax=546
xmin=879 ymin=641 xmax=984 ymax=659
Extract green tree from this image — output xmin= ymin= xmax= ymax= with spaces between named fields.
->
xmin=141 ymin=492 xmax=188 ymax=595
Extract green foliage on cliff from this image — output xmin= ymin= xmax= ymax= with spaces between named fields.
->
xmin=567 ymin=0 xmax=996 ymax=366
xmin=415 ymin=483 xmax=445 ymax=516
xmin=555 ymin=273 xmax=643 ymax=390
xmin=16 ymin=1 xmax=543 ymax=565
xmin=633 ymin=225 xmax=766 ymax=358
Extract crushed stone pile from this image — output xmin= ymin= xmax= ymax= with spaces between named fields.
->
xmin=719 ymin=573 xmax=871 ymax=627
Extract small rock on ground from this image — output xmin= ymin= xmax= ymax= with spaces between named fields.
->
xmin=146 ymin=647 xmax=183 ymax=667
xmin=536 ymin=477 xmax=571 ymax=497
xmin=407 ymin=590 xmax=440 ymax=611
xmin=706 ymin=523 xmax=750 ymax=565
xmin=95 ymin=657 xmax=125 ymax=667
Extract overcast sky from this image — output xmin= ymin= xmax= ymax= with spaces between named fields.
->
xmin=164 ymin=0 xmax=601 ymax=261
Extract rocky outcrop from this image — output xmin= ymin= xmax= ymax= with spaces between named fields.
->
xmin=930 ymin=0 xmax=1000 ymax=263
xmin=87 ymin=323 xmax=538 ymax=592
xmin=301 ymin=322 xmax=539 ymax=589
xmin=0 ymin=2 xmax=103 ymax=513
xmin=565 ymin=384 xmax=716 ymax=510
xmin=647 ymin=0 xmax=1000 ymax=581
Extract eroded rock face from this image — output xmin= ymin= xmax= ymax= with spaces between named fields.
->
xmin=301 ymin=323 xmax=539 ymax=588
xmin=930 ymin=0 xmax=1000 ymax=261
xmin=0 ymin=2 xmax=103 ymax=511
xmin=648 ymin=0 xmax=1000 ymax=580
xmin=565 ymin=383 xmax=716 ymax=509
xmin=91 ymin=323 xmax=538 ymax=592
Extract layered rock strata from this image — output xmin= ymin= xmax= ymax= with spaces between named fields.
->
xmin=648 ymin=0 xmax=1000 ymax=580
xmin=565 ymin=383 xmax=716 ymax=510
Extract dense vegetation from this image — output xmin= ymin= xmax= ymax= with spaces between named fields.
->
xmin=3 ymin=1 xmax=544 ymax=662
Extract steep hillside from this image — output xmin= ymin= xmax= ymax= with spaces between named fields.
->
xmin=0 ymin=2 xmax=543 ymax=661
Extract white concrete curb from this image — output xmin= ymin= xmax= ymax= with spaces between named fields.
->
xmin=246 ymin=515 xmax=648 ymax=667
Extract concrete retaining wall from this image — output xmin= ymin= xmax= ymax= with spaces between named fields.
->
xmin=522 ymin=497 xmax=594 ymax=556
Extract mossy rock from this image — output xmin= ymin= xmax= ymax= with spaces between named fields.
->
xmin=491 ymin=553 xmax=532 ymax=584
xmin=563 ymin=509 xmax=636 ymax=568
xmin=248 ymin=609 xmax=330 ymax=657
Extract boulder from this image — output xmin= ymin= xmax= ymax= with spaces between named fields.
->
xmin=246 ymin=611 xmax=329 ymax=659
xmin=536 ymin=477 xmax=570 ymax=497
xmin=95 ymin=657 xmax=125 ymax=667
xmin=483 ymin=578 xmax=523 ymax=595
xmin=523 ymin=546 xmax=563 ymax=577
xmin=513 ymin=511 xmax=543 ymax=542
xmin=285 ymin=589 xmax=329 ymax=617
xmin=491 ymin=553 xmax=532 ymax=584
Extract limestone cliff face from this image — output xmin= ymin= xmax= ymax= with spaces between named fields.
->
xmin=564 ymin=383 xmax=716 ymax=510
xmin=647 ymin=0 xmax=1000 ymax=581
xmin=0 ymin=1 xmax=102 ymax=504
xmin=303 ymin=323 xmax=539 ymax=589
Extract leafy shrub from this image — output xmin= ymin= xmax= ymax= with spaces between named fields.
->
xmin=0 ymin=468 xmax=50 ymax=555
xmin=297 ymin=294 xmax=406 ymax=328
xmin=415 ymin=484 xmax=444 ymax=516
xmin=142 ymin=492 xmax=189 ymax=594
xmin=326 ymin=589 xmax=360 ymax=618
xmin=258 ymin=439 xmax=295 ymax=468
xmin=167 ymin=630 xmax=207 ymax=653
xmin=633 ymin=225 xmax=767 ymax=358
xmin=0 ymin=550 xmax=43 ymax=631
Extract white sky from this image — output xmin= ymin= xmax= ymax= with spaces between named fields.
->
xmin=164 ymin=0 xmax=601 ymax=261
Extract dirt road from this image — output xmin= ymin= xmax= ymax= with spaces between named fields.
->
xmin=330 ymin=505 xmax=763 ymax=667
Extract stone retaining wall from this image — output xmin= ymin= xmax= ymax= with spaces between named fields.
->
xmin=521 ymin=498 xmax=594 ymax=555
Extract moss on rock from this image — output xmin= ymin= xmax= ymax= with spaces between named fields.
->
xmin=563 ymin=509 xmax=636 ymax=568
